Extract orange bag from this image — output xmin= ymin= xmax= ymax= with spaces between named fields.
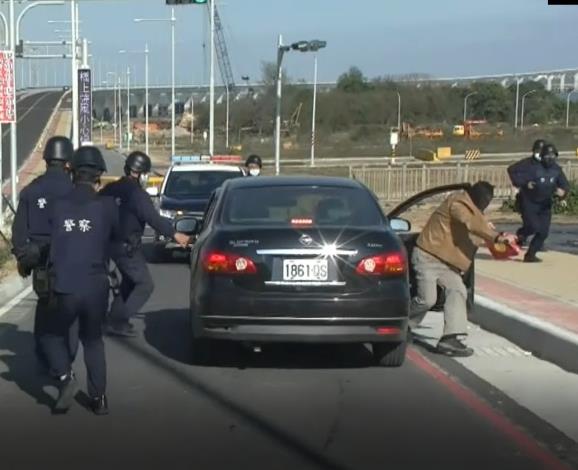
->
xmin=486 ymin=241 xmax=521 ymax=260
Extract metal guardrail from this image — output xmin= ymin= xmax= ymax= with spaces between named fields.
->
xmin=352 ymin=161 xmax=578 ymax=202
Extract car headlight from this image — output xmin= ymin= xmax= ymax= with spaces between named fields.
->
xmin=159 ymin=209 xmax=176 ymax=218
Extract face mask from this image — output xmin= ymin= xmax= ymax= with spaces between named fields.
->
xmin=542 ymin=156 xmax=555 ymax=168
xmin=249 ymin=169 xmax=261 ymax=177
xmin=139 ymin=173 xmax=149 ymax=187
xmin=533 ymin=153 xmax=541 ymax=161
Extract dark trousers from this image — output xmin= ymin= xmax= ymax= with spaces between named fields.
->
xmin=44 ymin=277 xmax=109 ymax=398
xmin=109 ymin=249 xmax=153 ymax=325
xmin=34 ymin=296 xmax=79 ymax=373
xmin=517 ymin=199 xmax=552 ymax=257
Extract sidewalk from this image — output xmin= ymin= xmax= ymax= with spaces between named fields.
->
xmin=472 ymin=249 xmax=578 ymax=373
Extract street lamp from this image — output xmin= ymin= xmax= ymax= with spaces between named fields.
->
xmin=106 ymin=71 xmax=118 ymax=146
xmin=135 ymin=9 xmax=176 ymax=157
xmin=6 ymin=0 xmax=64 ymax=208
xmin=520 ymin=89 xmax=537 ymax=130
xmin=396 ymin=91 xmax=401 ymax=131
xmin=309 ymin=39 xmax=327 ymax=167
xmin=463 ymin=92 xmax=478 ymax=123
xmin=566 ymin=89 xmax=578 ymax=128
xmin=274 ymin=37 xmax=326 ymax=175
xmin=119 ymin=44 xmax=150 ymax=156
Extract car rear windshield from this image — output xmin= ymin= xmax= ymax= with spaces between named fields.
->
xmin=164 ymin=171 xmax=241 ymax=199
xmin=222 ymin=186 xmax=385 ymax=227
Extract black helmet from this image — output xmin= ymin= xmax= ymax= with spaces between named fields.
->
xmin=71 ymin=146 xmax=107 ymax=172
xmin=124 ymin=151 xmax=152 ymax=175
xmin=43 ymin=136 xmax=74 ymax=162
xmin=245 ymin=154 xmax=262 ymax=168
xmin=532 ymin=139 xmax=546 ymax=154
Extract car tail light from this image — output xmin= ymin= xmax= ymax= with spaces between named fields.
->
xmin=376 ymin=327 xmax=401 ymax=335
xmin=355 ymin=252 xmax=407 ymax=276
xmin=203 ymin=251 xmax=257 ymax=275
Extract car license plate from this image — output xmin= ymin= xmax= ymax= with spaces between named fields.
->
xmin=283 ymin=259 xmax=328 ymax=282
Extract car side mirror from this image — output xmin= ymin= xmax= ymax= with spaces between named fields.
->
xmin=174 ymin=216 xmax=199 ymax=236
xmin=146 ymin=186 xmax=160 ymax=197
xmin=390 ymin=217 xmax=411 ymax=232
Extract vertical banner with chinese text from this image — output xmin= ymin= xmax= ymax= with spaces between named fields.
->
xmin=0 ymin=51 xmax=16 ymax=123
xmin=78 ymin=68 xmax=92 ymax=145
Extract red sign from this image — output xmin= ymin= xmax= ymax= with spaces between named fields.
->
xmin=0 ymin=51 xmax=16 ymax=123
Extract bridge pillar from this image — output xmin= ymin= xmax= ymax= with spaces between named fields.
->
xmin=559 ymin=74 xmax=566 ymax=93
xmin=546 ymin=75 xmax=555 ymax=91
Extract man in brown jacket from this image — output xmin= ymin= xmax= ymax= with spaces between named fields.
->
xmin=409 ymin=181 xmax=517 ymax=357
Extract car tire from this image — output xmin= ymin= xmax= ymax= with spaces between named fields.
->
xmin=190 ymin=337 xmax=214 ymax=366
xmin=372 ymin=341 xmax=407 ymax=367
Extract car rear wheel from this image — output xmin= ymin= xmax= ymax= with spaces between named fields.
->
xmin=190 ymin=337 xmax=215 ymax=365
xmin=372 ymin=341 xmax=407 ymax=367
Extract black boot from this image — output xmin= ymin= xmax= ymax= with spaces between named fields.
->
xmin=524 ymin=253 xmax=542 ymax=263
xmin=90 ymin=396 xmax=109 ymax=416
xmin=436 ymin=335 xmax=474 ymax=357
xmin=53 ymin=373 xmax=78 ymax=414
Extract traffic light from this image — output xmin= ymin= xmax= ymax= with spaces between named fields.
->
xmin=166 ymin=0 xmax=207 ymax=4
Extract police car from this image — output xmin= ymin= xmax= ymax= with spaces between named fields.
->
xmin=147 ymin=155 xmax=245 ymax=254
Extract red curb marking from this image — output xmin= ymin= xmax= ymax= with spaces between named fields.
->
xmin=408 ymin=348 xmax=573 ymax=470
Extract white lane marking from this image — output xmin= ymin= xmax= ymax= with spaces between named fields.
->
xmin=0 ymin=286 xmax=33 ymax=319
xmin=1 ymin=93 xmax=56 ymax=139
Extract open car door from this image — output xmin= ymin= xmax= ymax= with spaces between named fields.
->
xmin=387 ymin=183 xmax=475 ymax=312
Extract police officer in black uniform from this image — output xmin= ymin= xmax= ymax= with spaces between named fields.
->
xmin=508 ymin=142 xmax=570 ymax=263
xmin=245 ymin=154 xmax=262 ymax=176
xmin=100 ymin=151 xmax=189 ymax=337
xmin=44 ymin=146 xmax=120 ymax=415
xmin=508 ymin=140 xmax=545 ymax=245
xmin=11 ymin=136 xmax=78 ymax=375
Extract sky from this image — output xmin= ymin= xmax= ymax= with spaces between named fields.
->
xmin=10 ymin=0 xmax=578 ymax=88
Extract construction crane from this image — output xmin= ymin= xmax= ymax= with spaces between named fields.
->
xmin=205 ymin=3 xmax=235 ymax=91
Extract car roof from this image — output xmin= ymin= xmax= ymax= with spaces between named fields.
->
xmin=170 ymin=164 xmax=244 ymax=173
xmin=223 ymin=175 xmax=365 ymax=190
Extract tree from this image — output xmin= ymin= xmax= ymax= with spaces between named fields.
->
xmin=337 ymin=67 xmax=370 ymax=93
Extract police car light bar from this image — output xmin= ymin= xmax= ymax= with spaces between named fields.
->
xmin=171 ymin=155 xmax=211 ymax=164
xmin=211 ymin=155 xmax=243 ymax=164
xmin=171 ymin=155 xmax=243 ymax=165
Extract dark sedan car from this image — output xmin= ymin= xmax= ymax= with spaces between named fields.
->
xmin=184 ymin=176 xmax=416 ymax=367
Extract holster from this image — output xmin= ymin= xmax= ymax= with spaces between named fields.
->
xmin=124 ymin=233 xmax=142 ymax=258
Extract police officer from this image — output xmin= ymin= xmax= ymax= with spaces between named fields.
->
xmin=11 ymin=136 xmax=78 ymax=375
xmin=100 ymin=151 xmax=189 ymax=337
xmin=508 ymin=140 xmax=545 ymax=246
xmin=508 ymin=142 xmax=569 ymax=262
xmin=245 ymin=154 xmax=262 ymax=176
xmin=44 ymin=146 xmax=120 ymax=415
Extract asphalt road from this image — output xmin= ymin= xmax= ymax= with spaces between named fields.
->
xmin=0 ymin=254 xmax=575 ymax=470
xmin=1 ymin=91 xmax=65 ymax=184
xmin=0 ymin=150 xmax=575 ymax=470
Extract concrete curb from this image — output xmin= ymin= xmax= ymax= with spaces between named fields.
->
xmin=472 ymin=295 xmax=578 ymax=375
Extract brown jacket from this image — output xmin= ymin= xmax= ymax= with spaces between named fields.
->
xmin=416 ymin=191 xmax=499 ymax=273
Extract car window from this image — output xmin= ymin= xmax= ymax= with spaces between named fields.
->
xmin=222 ymin=186 xmax=386 ymax=227
xmin=164 ymin=170 xmax=242 ymax=199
